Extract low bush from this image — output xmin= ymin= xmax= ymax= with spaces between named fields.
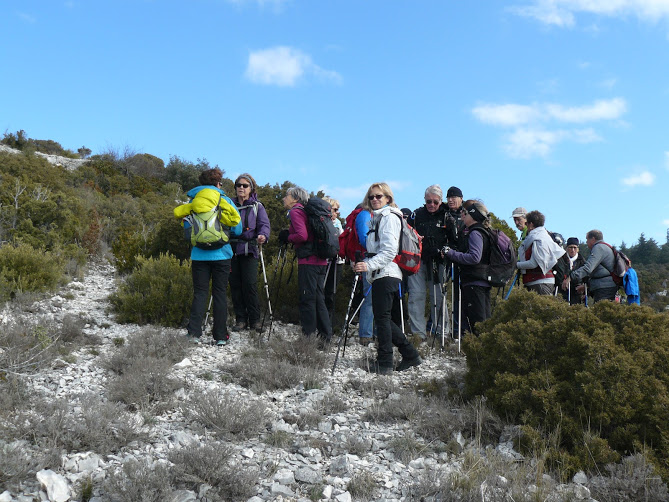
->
xmin=464 ymin=290 xmax=669 ymax=480
xmin=109 ymin=254 xmax=192 ymax=326
xmin=103 ymin=327 xmax=187 ymax=375
xmin=0 ymin=243 xmax=64 ymax=300
xmin=102 ymin=458 xmax=173 ymax=502
xmin=169 ymin=443 xmax=258 ymax=500
xmin=106 ymin=357 xmax=180 ymax=412
xmin=182 ymin=389 xmax=271 ymax=439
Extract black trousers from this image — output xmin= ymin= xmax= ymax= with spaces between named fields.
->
xmin=229 ymin=254 xmax=261 ymax=324
xmin=371 ymin=276 xmax=419 ymax=369
xmin=188 ymin=259 xmax=231 ymax=341
xmin=324 ymin=261 xmax=343 ymax=325
xmin=298 ymin=264 xmax=333 ymax=340
xmin=461 ymin=284 xmax=491 ymax=336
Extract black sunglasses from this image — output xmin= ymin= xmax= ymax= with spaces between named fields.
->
xmin=235 ymin=183 xmax=250 ymax=188
xmin=425 ymin=199 xmax=440 ymax=205
xmin=368 ymin=194 xmax=385 ymax=201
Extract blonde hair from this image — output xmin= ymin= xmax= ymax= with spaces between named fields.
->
xmin=323 ymin=196 xmax=340 ymax=210
xmin=362 ymin=182 xmax=398 ymax=211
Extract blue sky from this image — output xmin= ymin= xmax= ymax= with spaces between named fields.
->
xmin=2 ymin=0 xmax=669 ymax=247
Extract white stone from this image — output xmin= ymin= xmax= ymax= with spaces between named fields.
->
xmin=572 ymin=470 xmax=587 ymax=484
xmin=174 ymin=358 xmax=193 ymax=369
xmin=0 ymin=491 xmax=13 ymax=502
xmin=295 ymin=467 xmax=321 ymax=484
xmin=168 ymin=489 xmax=197 ymax=502
xmin=36 ymin=469 xmax=70 ymax=502
xmin=322 ymin=485 xmax=334 ymax=498
xmin=241 ymin=448 xmax=255 ymax=458
xmin=335 ymin=492 xmax=352 ymax=502
xmin=273 ymin=468 xmax=295 ymax=485
xmin=573 ymin=484 xmax=591 ymax=500
xmin=270 ymin=482 xmax=294 ymax=497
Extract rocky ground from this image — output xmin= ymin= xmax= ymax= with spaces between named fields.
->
xmin=0 ymin=262 xmax=604 ymax=502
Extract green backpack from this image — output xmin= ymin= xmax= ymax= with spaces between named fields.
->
xmin=188 ymin=195 xmax=230 ymax=250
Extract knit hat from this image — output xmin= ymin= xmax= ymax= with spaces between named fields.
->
xmin=566 ymin=237 xmax=579 ymax=247
xmin=511 ymin=207 xmax=527 ymax=218
xmin=446 ymin=186 xmax=463 ymax=198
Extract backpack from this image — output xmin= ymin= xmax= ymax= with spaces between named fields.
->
xmin=595 ymin=242 xmax=631 ymax=287
xmin=296 ymin=197 xmax=340 ymax=260
xmin=370 ymin=211 xmax=422 ymax=275
xmin=188 ymin=194 xmax=231 ymax=250
xmin=338 ymin=207 xmax=367 ymax=261
xmin=482 ymin=228 xmax=517 ymax=287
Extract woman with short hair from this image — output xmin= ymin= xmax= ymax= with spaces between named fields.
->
xmin=229 ymin=173 xmax=271 ymax=331
xmin=279 ymin=186 xmax=333 ymax=344
xmin=354 ymin=183 xmax=421 ymax=374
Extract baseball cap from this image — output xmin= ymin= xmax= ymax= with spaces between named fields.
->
xmin=511 ymin=207 xmax=527 ymax=218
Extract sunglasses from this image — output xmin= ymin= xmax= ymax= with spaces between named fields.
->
xmin=235 ymin=183 xmax=250 ymax=188
xmin=368 ymin=194 xmax=385 ymax=201
xmin=425 ymin=199 xmax=440 ymax=205
xmin=332 ymin=207 xmax=340 ymax=212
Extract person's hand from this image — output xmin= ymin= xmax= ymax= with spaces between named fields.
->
xmin=278 ymin=229 xmax=290 ymax=245
xmin=257 ymin=234 xmax=267 ymax=245
xmin=354 ymin=261 xmax=368 ymax=274
xmin=561 ymin=277 xmax=570 ymax=291
xmin=576 ymin=284 xmax=585 ymax=294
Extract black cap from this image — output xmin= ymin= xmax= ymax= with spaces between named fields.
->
xmin=447 ymin=186 xmax=463 ymax=198
xmin=400 ymin=208 xmax=412 ymax=219
xmin=566 ymin=237 xmax=579 ymax=247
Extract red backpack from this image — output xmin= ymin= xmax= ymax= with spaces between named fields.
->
xmin=338 ymin=207 xmax=367 ymax=261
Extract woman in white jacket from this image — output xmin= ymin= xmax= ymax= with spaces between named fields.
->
xmin=354 ymin=183 xmax=422 ymax=375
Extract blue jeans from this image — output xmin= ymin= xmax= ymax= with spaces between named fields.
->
xmin=358 ymin=274 xmax=374 ymax=338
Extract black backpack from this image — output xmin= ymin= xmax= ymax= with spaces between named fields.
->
xmin=296 ymin=197 xmax=340 ymax=260
xmin=483 ymin=228 xmax=517 ymax=287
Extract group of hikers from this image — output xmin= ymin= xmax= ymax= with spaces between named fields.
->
xmin=174 ymin=168 xmax=640 ymax=374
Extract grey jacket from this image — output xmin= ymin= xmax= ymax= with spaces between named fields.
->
xmin=570 ymin=241 xmax=616 ymax=291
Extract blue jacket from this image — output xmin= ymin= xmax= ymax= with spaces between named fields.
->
xmin=623 ymin=267 xmax=640 ymax=303
xmin=178 ymin=185 xmax=242 ymax=261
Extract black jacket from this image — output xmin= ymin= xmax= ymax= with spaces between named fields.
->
xmin=408 ymin=205 xmax=450 ymax=262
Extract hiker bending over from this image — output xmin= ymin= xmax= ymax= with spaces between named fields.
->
xmin=563 ymin=229 xmax=617 ymax=303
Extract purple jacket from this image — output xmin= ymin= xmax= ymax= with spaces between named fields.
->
xmin=288 ymin=203 xmax=327 ymax=266
xmin=230 ymin=193 xmax=271 ymax=259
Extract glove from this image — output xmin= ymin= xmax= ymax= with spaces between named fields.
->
xmin=440 ymin=246 xmax=451 ymax=255
xmin=278 ymin=229 xmax=290 ymax=245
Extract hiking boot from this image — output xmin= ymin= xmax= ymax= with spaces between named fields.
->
xmin=233 ymin=320 xmax=247 ymax=331
xmin=187 ymin=335 xmax=201 ymax=345
xmin=318 ymin=337 xmax=331 ymax=351
xmin=358 ymin=337 xmax=373 ymax=346
xmin=216 ymin=339 xmax=227 ymax=347
xmin=365 ymin=360 xmax=393 ymax=375
xmin=395 ymin=356 xmax=422 ymax=372
xmin=249 ymin=320 xmax=262 ymax=332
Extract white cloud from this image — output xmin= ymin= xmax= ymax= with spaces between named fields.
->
xmin=245 ymin=46 xmax=341 ymax=87
xmin=472 ymin=98 xmax=623 ymax=158
xmin=621 ymin=170 xmax=656 ymax=187
xmin=510 ymin=0 xmax=669 ymax=27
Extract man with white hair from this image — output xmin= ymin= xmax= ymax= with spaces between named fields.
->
xmin=407 ymin=185 xmax=451 ymax=341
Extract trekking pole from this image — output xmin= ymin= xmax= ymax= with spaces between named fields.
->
xmin=260 ymin=245 xmax=284 ymax=334
xmin=267 ymin=247 xmax=291 ymax=341
xmin=259 ymin=245 xmax=273 ymax=332
xmin=202 ymin=294 xmax=213 ymax=335
xmin=399 ymin=282 xmax=406 ymax=336
xmin=323 ymin=260 xmax=332 ymax=288
xmin=451 ymin=265 xmax=455 ymax=340
xmin=584 ymin=284 xmax=589 ymax=308
xmin=332 ymin=252 xmax=363 ymax=375
xmin=503 ymin=271 xmax=520 ymax=300
xmin=457 ymin=281 xmax=462 ymax=353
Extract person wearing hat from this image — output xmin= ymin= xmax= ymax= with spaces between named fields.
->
xmin=444 ymin=186 xmax=465 ymax=336
xmin=563 ymin=229 xmax=618 ymax=303
xmin=511 ymin=207 xmax=528 ymax=240
xmin=442 ymin=199 xmax=492 ymax=335
xmin=517 ymin=211 xmax=566 ymax=296
xmin=561 ymin=237 xmax=586 ymax=304
xmin=229 ymin=173 xmax=271 ymax=331
xmin=407 ymin=184 xmax=451 ymax=341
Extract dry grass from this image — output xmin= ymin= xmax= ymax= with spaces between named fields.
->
xmin=102 ymin=458 xmax=173 ymax=502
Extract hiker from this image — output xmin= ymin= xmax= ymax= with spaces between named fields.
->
xmin=323 ymin=196 xmax=345 ymax=324
xmin=517 ymin=211 xmax=566 ymax=296
xmin=353 ymin=183 xmax=421 ymax=374
xmin=442 ymin=200 xmax=492 ymax=335
xmin=563 ymin=230 xmax=618 ymax=303
xmin=623 ymin=263 xmax=640 ymax=305
xmin=278 ymin=186 xmax=333 ymax=344
xmin=229 ymin=173 xmax=271 ymax=331
xmin=511 ymin=207 xmax=528 ymax=240
xmin=407 ymin=184 xmax=450 ymax=341
xmin=174 ymin=167 xmax=242 ymax=346
xmin=354 ymin=203 xmax=376 ymax=345
xmin=444 ymin=186 xmax=466 ymax=335
xmin=561 ymin=237 xmax=586 ymax=305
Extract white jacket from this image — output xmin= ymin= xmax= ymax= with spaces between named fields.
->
xmin=365 ymin=206 xmax=403 ymax=283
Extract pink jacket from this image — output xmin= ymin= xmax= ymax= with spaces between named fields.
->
xmin=288 ymin=204 xmax=328 ymax=266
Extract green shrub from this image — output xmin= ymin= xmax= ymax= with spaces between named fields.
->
xmin=464 ymin=289 xmax=669 ymax=480
xmin=0 ymin=243 xmax=64 ymax=299
xmin=109 ymin=254 xmax=192 ymax=326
